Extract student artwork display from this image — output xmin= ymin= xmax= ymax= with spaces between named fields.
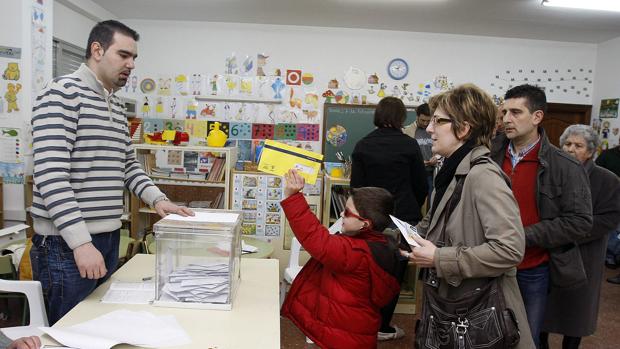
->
xmin=232 ymin=173 xmax=284 ymax=238
xmin=0 ymin=127 xmax=23 ymax=184
xmin=599 ymin=99 xmax=619 ymax=119
xmin=490 ymin=67 xmax=594 ymax=102
xmin=31 ymin=1 xmax=49 ymax=95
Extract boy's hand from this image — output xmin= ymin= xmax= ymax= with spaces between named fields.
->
xmin=284 ymin=169 xmax=305 ymax=198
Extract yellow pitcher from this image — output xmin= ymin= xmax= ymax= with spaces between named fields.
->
xmin=207 ymin=122 xmax=228 ymax=147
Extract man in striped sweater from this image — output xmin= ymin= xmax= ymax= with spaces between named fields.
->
xmin=30 ymin=20 xmax=193 ymax=325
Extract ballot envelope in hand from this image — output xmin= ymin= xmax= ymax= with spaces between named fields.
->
xmin=390 ymin=215 xmax=422 ymax=247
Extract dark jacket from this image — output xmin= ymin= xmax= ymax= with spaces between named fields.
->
xmin=543 ymin=159 xmax=620 ymax=336
xmin=351 ymin=127 xmax=428 ymax=223
xmin=490 ymin=128 xmax=593 ymax=287
xmin=281 ymin=193 xmax=401 ymax=349
xmin=595 ymin=145 xmax=620 ymax=177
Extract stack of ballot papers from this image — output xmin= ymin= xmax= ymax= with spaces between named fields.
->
xmin=160 ymin=263 xmax=230 ymax=303
xmin=40 ymin=309 xmax=191 ymax=349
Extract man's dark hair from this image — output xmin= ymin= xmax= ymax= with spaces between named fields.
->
xmin=416 ymin=103 xmax=430 ymax=117
xmin=351 ymin=187 xmax=394 ymax=231
xmin=374 ymin=97 xmax=407 ymax=129
xmin=504 ymin=84 xmax=547 ymax=114
xmin=85 ymin=20 xmax=140 ymax=59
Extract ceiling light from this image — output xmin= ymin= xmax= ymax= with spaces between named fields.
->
xmin=542 ymin=0 xmax=620 ymax=12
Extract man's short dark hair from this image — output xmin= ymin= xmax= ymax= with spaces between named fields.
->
xmin=504 ymin=84 xmax=547 ymax=114
xmin=374 ymin=97 xmax=406 ymax=129
xmin=416 ymin=103 xmax=430 ymax=117
xmin=85 ymin=20 xmax=139 ymax=59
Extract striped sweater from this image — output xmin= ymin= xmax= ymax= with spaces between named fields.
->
xmin=31 ymin=64 xmax=164 ymax=249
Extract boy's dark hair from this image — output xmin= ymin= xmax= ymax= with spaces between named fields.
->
xmin=85 ymin=20 xmax=140 ymax=59
xmin=351 ymin=187 xmax=394 ymax=231
xmin=504 ymin=84 xmax=547 ymax=114
xmin=374 ymin=97 xmax=406 ymax=129
xmin=415 ymin=103 xmax=430 ymax=117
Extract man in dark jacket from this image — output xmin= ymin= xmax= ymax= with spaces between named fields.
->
xmin=490 ymin=84 xmax=592 ymax=348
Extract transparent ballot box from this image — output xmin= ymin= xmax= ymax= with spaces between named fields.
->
xmin=153 ymin=209 xmax=242 ymax=310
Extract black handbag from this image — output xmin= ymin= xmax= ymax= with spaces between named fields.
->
xmin=415 ymin=157 xmax=520 ymax=349
xmin=415 ymin=277 xmax=520 ymax=349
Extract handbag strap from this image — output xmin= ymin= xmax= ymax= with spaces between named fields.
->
xmin=437 ymin=156 xmax=491 ymax=246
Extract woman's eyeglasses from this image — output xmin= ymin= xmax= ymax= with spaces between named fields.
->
xmin=431 ymin=115 xmax=453 ymax=126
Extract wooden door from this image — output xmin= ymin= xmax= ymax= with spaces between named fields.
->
xmin=542 ymin=103 xmax=591 ymax=147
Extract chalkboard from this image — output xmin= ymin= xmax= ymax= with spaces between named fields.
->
xmin=322 ymin=103 xmax=417 ymax=163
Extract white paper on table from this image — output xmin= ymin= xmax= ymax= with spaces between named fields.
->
xmin=165 ymin=211 xmax=239 ymax=223
xmin=390 ymin=215 xmax=421 ymax=247
xmin=40 ymin=310 xmax=192 ymax=349
xmin=100 ymin=281 xmax=155 ymax=304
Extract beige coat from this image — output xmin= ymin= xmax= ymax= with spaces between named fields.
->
xmin=417 ymin=146 xmax=535 ymax=349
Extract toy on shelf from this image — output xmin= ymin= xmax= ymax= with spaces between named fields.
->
xmin=207 ymin=122 xmax=228 ymax=147
xmin=144 ymin=130 xmax=190 ymax=146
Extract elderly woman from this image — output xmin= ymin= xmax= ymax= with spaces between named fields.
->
xmin=540 ymin=125 xmax=620 ymax=349
xmin=404 ymin=84 xmax=534 ymax=348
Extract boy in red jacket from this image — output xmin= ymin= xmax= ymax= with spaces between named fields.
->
xmin=281 ymin=169 xmax=401 ymax=349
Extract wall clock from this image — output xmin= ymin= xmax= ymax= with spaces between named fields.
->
xmin=387 ymin=58 xmax=409 ymax=80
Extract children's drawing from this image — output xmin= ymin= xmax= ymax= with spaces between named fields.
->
xmin=4 ymin=83 xmax=22 ymax=113
xmin=271 ymin=77 xmax=285 ymax=99
xmin=2 ymin=63 xmax=20 ymax=80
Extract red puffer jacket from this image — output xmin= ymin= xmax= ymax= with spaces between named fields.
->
xmin=281 ymin=193 xmax=401 ymax=349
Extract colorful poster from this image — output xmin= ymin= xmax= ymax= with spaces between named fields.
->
xmin=232 ymin=173 xmax=284 ymax=238
xmin=0 ymin=127 xmax=23 ymax=183
xmin=599 ymin=98 xmax=619 ymax=119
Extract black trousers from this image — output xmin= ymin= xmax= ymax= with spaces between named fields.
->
xmin=380 ymin=258 xmax=409 ymax=331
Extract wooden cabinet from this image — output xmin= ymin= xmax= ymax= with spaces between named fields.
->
xmin=321 ymin=174 xmax=350 ymax=226
xmin=129 ymin=144 xmax=237 ymax=237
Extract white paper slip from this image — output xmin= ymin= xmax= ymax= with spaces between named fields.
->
xmin=390 ymin=215 xmax=421 ymax=247
xmin=41 ymin=310 xmax=192 ymax=349
xmin=165 ymin=211 xmax=239 ymax=223
xmin=100 ymin=281 xmax=155 ymax=304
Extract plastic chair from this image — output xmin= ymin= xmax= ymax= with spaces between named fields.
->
xmin=0 ymin=279 xmax=48 ymax=340
xmin=279 ymin=237 xmax=303 ymax=307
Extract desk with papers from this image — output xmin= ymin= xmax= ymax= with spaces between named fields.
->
xmin=43 ymin=254 xmax=280 ymax=349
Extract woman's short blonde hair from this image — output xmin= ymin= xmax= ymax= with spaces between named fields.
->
xmin=428 ymin=83 xmax=497 ymax=148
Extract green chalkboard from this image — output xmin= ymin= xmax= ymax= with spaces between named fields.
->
xmin=322 ymin=103 xmax=417 ymax=163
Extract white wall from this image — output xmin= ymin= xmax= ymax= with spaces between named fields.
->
xmin=53 ymin=1 xmax=96 ymax=48
xmin=126 ymin=20 xmax=597 ymax=105
xmin=592 ymin=36 xmax=620 ymax=148
xmin=0 ymin=0 xmax=52 ymax=224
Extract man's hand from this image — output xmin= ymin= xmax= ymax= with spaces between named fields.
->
xmin=73 ymin=242 xmax=107 ymax=279
xmin=154 ymin=200 xmax=195 ymax=218
xmin=283 ymin=169 xmax=305 ymax=198
xmin=407 ymin=234 xmax=437 ymax=268
xmin=7 ymin=336 xmax=41 ymax=349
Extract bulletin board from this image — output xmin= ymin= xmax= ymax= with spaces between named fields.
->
xmin=322 ymin=103 xmax=417 ymax=163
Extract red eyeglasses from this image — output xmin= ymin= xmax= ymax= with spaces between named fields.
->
xmin=342 ymin=208 xmax=373 ymax=229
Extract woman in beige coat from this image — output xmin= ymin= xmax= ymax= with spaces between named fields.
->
xmin=404 ymin=84 xmax=534 ymax=348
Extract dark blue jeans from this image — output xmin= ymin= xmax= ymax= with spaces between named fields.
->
xmin=30 ymin=230 xmax=119 ymax=325
xmin=517 ymin=263 xmax=550 ymax=349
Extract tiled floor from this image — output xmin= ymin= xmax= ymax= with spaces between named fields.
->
xmin=281 ymin=267 xmax=620 ymax=348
